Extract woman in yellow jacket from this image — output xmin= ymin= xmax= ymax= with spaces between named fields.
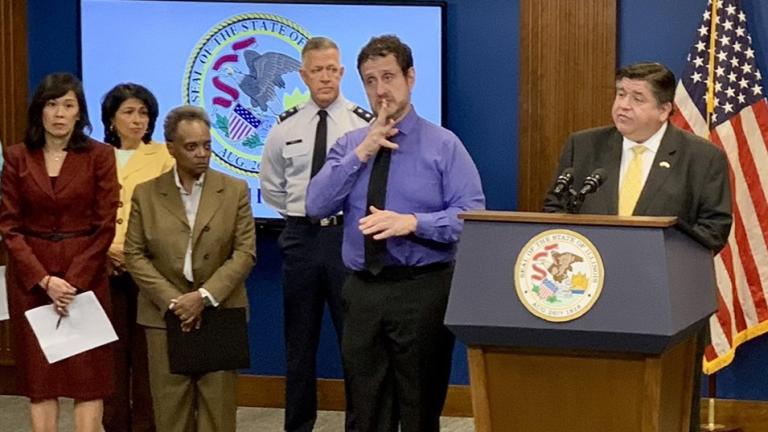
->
xmin=100 ymin=83 xmax=174 ymax=432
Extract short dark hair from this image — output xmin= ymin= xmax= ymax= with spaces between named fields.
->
xmin=101 ymin=83 xmax=159 ymax=148
xmin=616 ymin=62 xmax=676 ymax=106
xmin=164 ymin=105 xmax=211 ymax=143
xmin=357 ymin=35 xmax=413 ymax=76
xmin=25 ymin=73 xmax=91 ymax=150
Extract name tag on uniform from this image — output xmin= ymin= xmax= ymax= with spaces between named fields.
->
xmin=285 ymin=139 xmax=303 ymax=145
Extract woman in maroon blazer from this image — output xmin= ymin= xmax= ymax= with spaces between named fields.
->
xmin=0 ymin=73 xmax=119 ymax=432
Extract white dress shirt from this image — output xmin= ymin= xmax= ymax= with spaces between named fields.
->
xmin=172 ymin=166 xmax=218 ymax=306
xmin=618 ymin=121 xmax=668 ymax=189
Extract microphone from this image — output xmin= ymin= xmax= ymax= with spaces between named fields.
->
xmin=578 ymin=168 xmax=607 ymax=196
xmin=552 ymin=168 xmax=574 ymax=195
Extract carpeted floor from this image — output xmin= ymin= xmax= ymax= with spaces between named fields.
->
xmin=0 ymin=395 xmax=475 ymax=431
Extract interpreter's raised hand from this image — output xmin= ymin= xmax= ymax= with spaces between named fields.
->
xmin=354 ymin=99 xmax=399 ymax=162
xmin=359 ymin=206 xmax=417 ymax=240
xmin=41 ymin=276 xmax=77 ymax=316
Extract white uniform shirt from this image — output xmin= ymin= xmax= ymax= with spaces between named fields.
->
xmin=260 ymin=95 xmax=372 ymax=217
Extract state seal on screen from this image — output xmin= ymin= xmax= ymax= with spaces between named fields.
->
xmin=183 ymin=13 xmax=312 ymax=176
xmin=514 ymin=229 xmax=605 ymax=322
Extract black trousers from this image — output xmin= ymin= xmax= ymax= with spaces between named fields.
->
xmin=342 ymin=265 xmax=455 ymax=432
xmin=280 ymin=221 xmax=349 ymax=432
xmin=103 ymin=272 xmax=156 ymax=432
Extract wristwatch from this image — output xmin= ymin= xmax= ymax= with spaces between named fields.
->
xmin=200 ymin=290 xmax=213 ymax=308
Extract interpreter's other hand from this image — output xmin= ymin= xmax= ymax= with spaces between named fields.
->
xmin=355 ymin=100 xmax=399 ymax=162
xmin=359 ymin=206 xmax=417 ymax=240
xmin=172 ymin=291 xmax=204 ymax=323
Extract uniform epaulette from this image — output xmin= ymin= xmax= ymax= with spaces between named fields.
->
xmin=352 ymin=105 xmax=374 ymax=123
xmin=278 ymin=106 xmax=299 ymax=123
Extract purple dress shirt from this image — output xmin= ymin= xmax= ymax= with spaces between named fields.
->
xmin=306 ymin=107 xmax=486 ymax=271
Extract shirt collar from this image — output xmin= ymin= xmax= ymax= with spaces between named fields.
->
xmin=393 ymin=105 xmax=418 ymax=136
xmin=173 ymin=165 xmax=205 ymax=193
xmin=306 ymin=94 xmax=346 ymax=121
xmin=622 ymin=121 xmax=667 ymax=154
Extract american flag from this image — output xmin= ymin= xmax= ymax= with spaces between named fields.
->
xmin=670 ymin=0 xmax=768 ymax=374
xmin=228 ymin=103 xmax=262 ymax=141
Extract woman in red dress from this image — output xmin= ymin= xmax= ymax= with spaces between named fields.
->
xmin=0 ymin=73 xmax=119 ymax=432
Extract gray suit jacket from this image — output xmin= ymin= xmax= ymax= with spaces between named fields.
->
xmin=125 ymin=169 xmax=256 ymax=328
xmin=543 ymin=124 xmax=732 ymax=252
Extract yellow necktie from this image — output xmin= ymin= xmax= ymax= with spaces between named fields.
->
xmin=618 ymin=145 xmax=648 ymax=216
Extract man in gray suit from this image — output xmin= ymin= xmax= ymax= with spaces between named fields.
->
xmin=543 ymin=62 xmax=732 ymax=252
xmin=543 ymin=62 xmax=732 ymax=432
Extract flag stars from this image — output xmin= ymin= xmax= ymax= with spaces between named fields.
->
xmin=730 ymin=57 xmax=740 ymax=69
xmin=717 ymin=51 xmax=728 ymax=63
xmin=719 ymin=35 xmax=731 ymax=46
xmin=752 ymin=84 xmax=763 ymax=96
xmin=736 ymin=26 xmax=745 ymax=37
xmin=691 ymin=71 xmax=704 ymax=83
xmin=723 ymin=102 xmax=734 ymax=113
xmin=739 ymin=77 xmax=749 ymax=89
xmin=737 ymin=93 xmax=746 ymax=104
xmin=715 ymin=81 xmax=723 ymax=93
xmin=716 ymin=65 xmax=726 ymax=77
xmin=738 ymin=11 xmax=746 ymax=22
xmin=698 ymin=24 xmax=709 ymax=37
xmin=723 ymin=20 xmax=734 ymax=31
xmin=728 ymin=71 xmax=738 ymax=82
xmin=741 ymin=63 xmax=752 ymax=75
xmin=733 ymin=42 xmax=742 ymax=52
xmin=725 ymin=87 xmax=736 ymax=98
xmin=696 ymin=40 xmax=707 ymax=52
xmin=693 ymin=56 xmax=705 ymax=68
xmin=726 ymin=4 xmax=736 ymax=15
xmin=745 ymin=47 xmax=755 ymax=59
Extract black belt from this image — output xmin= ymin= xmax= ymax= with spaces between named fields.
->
xmin=24 ymin=228 xmax=94 ymax=242
xmin=354 ymin=261 xmax=452 ymax=281
xmin=286 ymin=215 xmax=344 ymax=227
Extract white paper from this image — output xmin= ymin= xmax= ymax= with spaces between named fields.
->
xmin=24 ymin=291 xmax=118 ymax=363
xmin=0 ymin=266 xmax=8 ymax=321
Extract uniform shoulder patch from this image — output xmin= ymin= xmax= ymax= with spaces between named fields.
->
xmin=278 ymin=106 xmax=299 ymax=123
xmin=352 ymin=105 xmax=374 ymax=123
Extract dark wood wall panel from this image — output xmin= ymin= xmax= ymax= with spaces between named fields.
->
xmin=518 ymin=0 xmax=616 ymax=211
xmin=0 ymin=0 xmax=27 ymax=369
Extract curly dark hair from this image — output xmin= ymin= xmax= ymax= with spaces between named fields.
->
xmin=357 ymin=34 xmax=413 ymax=77
xmin=101 ymin=83 xmax=159 ymax=148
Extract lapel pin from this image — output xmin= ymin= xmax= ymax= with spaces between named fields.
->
xmin=659 ymin=161 xmax=671 ymax=168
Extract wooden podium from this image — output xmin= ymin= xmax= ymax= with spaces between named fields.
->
xmin=445 ymin=211 xmax=717 ymax=432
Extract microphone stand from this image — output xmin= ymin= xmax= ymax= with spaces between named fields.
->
xmin=559 ymin=187 xmax=583 ymax=214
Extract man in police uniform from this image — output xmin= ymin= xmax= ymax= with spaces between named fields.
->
xmin=260 ymin=36 xmax=372 ymax=432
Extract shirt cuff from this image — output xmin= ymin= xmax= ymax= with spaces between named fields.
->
xmin=198 ymin=288 xmax=220 ymax=307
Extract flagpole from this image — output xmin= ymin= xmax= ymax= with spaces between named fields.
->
xmin=704 ymin=0 xmax=719 ymax=136
xmin=703 ymin=2 xmax=722 ymax=429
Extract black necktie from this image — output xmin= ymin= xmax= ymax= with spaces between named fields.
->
xmin=310 ymin=110 xmax=328 ymax=178
xmin=364 ymin=147 xmax=393 ymax=274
